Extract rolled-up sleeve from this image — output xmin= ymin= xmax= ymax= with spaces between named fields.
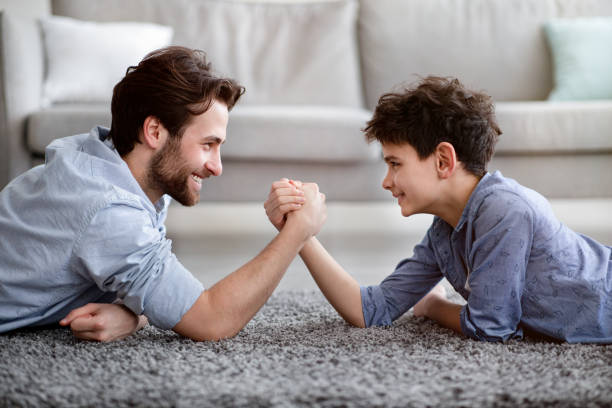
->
xmin=461 ymin=195 xmax=532 ymax=342
xmin=71 ymin=202 xmax=204 ymax=329
xmin=361 ymin=230 xmax=442 ymax=327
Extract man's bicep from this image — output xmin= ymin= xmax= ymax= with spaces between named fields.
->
xmin=73 ymin=203 xmax=204 ymax=329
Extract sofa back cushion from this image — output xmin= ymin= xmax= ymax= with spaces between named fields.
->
xmin=359 ymin=0 xmax=612 ymax=109
xmin=51 ymin=0 xmax=364 ymax=107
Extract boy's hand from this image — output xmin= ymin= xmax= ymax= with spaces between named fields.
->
xmin=264 ymin=178 xmax=306 ymax=230
xmin=285 ymin=182 xmax=327 ymax=239
xmin=413 ymin=283 xmax=446 ymax=318
xmin=60 ymin=303 xmax=147 ymax=342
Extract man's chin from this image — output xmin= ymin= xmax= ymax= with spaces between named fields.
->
xmin=170 ymin=191 xmax=200 ymax=207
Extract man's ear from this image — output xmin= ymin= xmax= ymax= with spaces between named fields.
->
xmin=140 ymin=116 xmax=168 ymax=150
xmin=435 ymin=142 xmax=457 ymax=179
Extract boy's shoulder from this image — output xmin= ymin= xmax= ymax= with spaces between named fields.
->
xmin=468 ymin=171 xmax=553 ymax=228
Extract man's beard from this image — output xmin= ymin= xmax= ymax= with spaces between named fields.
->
xmin=148 ymin=137 xmax=200 ymax=206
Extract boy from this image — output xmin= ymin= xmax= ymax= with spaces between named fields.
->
xmin=264 ymin=76 xmax=612 ymax=343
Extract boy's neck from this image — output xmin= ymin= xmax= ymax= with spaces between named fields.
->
xmin=436 ymin=172 xmax=482 ymax=229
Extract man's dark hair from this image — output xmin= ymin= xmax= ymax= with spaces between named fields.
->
xmin=364 ymin=76 xmax=502 ymax=177
xmin=109 ymin=46 xmax=244 ymax=156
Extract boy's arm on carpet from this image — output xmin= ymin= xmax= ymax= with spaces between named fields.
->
xmin=413 ymin=286 xmax=462 ymax=334
xmin=173 ymin=182 xmax=326 ymax=342
xmin=60 ymin=303 xmax=147 ymax=342
xmin=299 ymin=237 xmax=366 ymax=328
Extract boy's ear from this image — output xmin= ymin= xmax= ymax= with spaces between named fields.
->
xmin=435 ymin=142 xmax=457 ymax=179
xmin=139 ymin=116 xmax=168 ymax=150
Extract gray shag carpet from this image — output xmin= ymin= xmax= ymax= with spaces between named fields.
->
xmin=1 ymin=289 xmax=611 ymax=408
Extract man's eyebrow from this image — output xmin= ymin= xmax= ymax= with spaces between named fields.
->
xmin=202 ymin=136 xmax=225 ymax=144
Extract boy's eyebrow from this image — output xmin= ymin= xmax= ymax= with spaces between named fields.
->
xmin=383 ymin=155 xmax=400 ymax=163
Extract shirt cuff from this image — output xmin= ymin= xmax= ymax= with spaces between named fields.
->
xmin=140 ymin=255 xmax=205 ymax=330
xmin=360 ymin=285 xmax=393 ymax=327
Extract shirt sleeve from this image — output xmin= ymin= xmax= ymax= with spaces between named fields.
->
xmin=71 ymin=202 xmax=204 ymax=329
xmin=361 ymin=228 xmax=443 ymax=327
xmin=460 ymin=193 xmax=533 ymax=342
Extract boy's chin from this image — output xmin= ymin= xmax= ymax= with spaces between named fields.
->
xmin=399 ymin=206 xmax=414 ymax=217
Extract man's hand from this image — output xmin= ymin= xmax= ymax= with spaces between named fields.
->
xmin=285 ymin=182 xmax=327 ymax=239
xmin=60 ymin=303 xmax=148 ymax=342
xmin=264 ymin=178 xmax=305 ymax=230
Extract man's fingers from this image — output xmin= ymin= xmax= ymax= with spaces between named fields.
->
xmin=60 ymin=303 xmax=100 ymax=326
xmin=268 ymin=196 xmax=304 ymax=215
xmin=69 ymin=314 xmax=102 ymax=332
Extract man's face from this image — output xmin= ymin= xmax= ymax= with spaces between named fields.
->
xmin=381 ymin=142 xmax=440 ymax=217
xmin=149 ymin=100 xmax=229 ymax=206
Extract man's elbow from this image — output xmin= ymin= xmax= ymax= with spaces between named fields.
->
xmin=188 ymin=325 xmax=242 ymax=342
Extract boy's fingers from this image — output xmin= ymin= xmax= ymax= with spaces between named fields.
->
xmin=289 ymin=179 xmax=303 ymax=188
xmin=271 ymin=180 xmax=293 ymax=191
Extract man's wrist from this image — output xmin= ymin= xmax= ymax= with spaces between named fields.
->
xmin=281 ymin=216 xmax=312 ymax=245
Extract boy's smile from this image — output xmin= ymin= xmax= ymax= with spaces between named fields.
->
xmin=381 ymin=143 xmax=440 ymax=218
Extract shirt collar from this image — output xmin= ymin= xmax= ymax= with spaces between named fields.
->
xmin=453 ymin=171 xmax=495 ymax=232
xmin=93 ymin=127 xmax=169 ymax=214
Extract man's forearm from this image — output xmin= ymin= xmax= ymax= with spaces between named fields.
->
xmin=174 ymin=220 xmax=308 ymax=341
xmin=300 ymin=237 xmax=365 ymax=328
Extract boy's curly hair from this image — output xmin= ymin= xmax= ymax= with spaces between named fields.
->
xmin=364 ymin=76 xmax=502 ymax=177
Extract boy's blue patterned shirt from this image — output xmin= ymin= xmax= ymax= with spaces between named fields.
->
xmin=361 ymin=171 xmax=612 ymax=343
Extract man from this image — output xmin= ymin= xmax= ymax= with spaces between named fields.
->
xmin=0 ymin=46 xmax=326 ymax=342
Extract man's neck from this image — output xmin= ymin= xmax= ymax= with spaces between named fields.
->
xmin=122 ymin=150 xmax=162 ymax=205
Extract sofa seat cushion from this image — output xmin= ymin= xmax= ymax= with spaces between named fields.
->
xmin=27 ymin=104 xmax=378 ymax=162
xmin=495 ymin=101 xmax=612 ymax=154
xmin=27 ymin=104 xmax=111 ymax=155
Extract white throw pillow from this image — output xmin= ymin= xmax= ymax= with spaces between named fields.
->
xmin=40 ymin=16 xmax=173 ymax=105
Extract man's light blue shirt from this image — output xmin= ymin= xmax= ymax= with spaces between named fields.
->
xmin=361 ymin=171 xmax=612 ymax=343
xmin=0 ymin=127 xmax=204 ymax=332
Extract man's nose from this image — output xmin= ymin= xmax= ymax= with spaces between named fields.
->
xmin=205 ymin=152 xmax=222 ymax=176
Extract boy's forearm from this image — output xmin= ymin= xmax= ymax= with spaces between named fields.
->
xmin=300 ymin=237 xmax=365 ymax=328
xmin=424 ymin=297 xmax=463 ymax=334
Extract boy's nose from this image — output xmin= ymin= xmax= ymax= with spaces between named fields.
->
xmin=382 ymin=170 xmax=392 ymax=190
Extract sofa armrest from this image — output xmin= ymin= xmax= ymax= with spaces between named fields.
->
xmin=0 ymin=9 xmax=46 ymax=188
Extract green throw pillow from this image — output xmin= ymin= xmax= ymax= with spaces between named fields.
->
xmin=544 ymin=17 xmax=612 ymax=101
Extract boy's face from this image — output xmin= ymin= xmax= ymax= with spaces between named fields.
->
xmin=381 ymin=142 xmax=440 ymax=217
xmin=149 ymin=100 xmax=228 ymax=206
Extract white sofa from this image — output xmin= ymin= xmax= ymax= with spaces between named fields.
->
xmin=1 ymin=0 xmax=611 ymax=200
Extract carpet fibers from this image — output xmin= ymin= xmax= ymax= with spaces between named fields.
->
xmin=1 ymin=290 xmax=611 ymax=407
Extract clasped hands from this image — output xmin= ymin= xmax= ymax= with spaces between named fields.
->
xmin=264 ymin=178 xmax=327 ymax=238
